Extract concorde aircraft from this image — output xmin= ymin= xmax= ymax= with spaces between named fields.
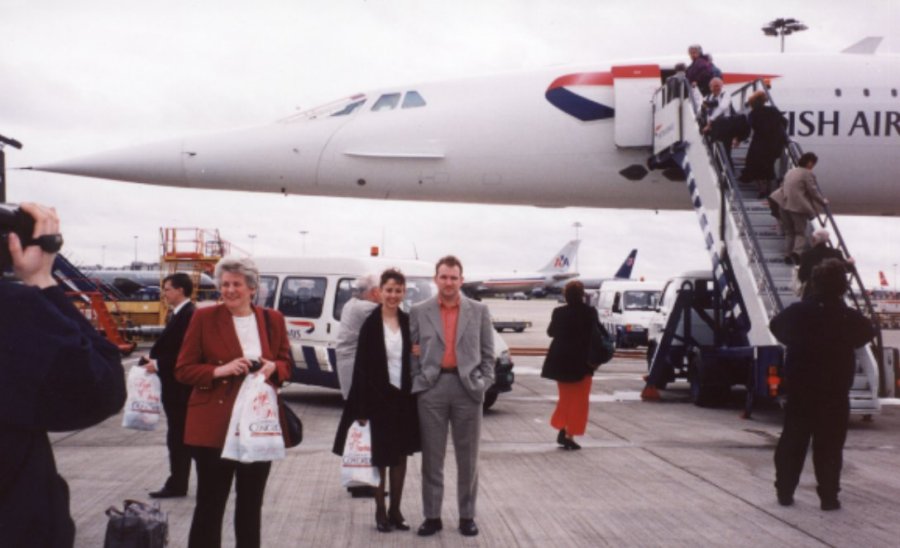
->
xmin=30 ymin=40 xmax=900 ymax=216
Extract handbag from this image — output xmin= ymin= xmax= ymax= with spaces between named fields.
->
xmin=262 ymin=308 xmax=303 ymax=448
xmin=104 ymin=500 xmax=168 ymax=548
xmin=588 ymin=320 xmax=615 ymax=368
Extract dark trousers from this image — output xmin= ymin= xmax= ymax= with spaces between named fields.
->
xmin=188 ymin=446 xmax=272 ymax=548
xmin=774 ymin=400 xmax=849 ymax=502
xmin=161 ymin=382 xmax=192 ymax=492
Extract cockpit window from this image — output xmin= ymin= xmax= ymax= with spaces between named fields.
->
xmin=331 ymin=99 xmax=366 ymax=116
xmin=372 ymin=93 xmax=402 ymax=112
xmin=402 ymin=91 xmax=427 ymax=109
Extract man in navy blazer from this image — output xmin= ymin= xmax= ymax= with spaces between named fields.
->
xmin=146 ymin=272 xmax=196 ymax=498
xmin=0 ymin=203 xmax=125 ymax=547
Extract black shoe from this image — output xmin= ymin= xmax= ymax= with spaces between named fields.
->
xmin=149 ymin=487 xmax=187 ymax=499
xmin=784 ymin=256 xmax=794 ymax=265
xmin=349 ymin=485 xmax=378 ymax=498
xmin=777 ymin=492 xmax=794 ymax=506
xmin=376 ymin=517 xmax=393 ymax=533
xmin=459 ymin=518 xmax=479 ymax=537
xmin=417 ymin=518 xmax=443 ymax=537
xmin=790 ymin=252 xmax=801 ymax=265
xmin=563 ymin=438 xmax=582 ymax=451
xmin=388 ymin=512 xmax=410 ymax=531
xmin=821 ymin=499 xmax=841 ymax=511
xmin=556 ymin=429 xmax=567 ymax=446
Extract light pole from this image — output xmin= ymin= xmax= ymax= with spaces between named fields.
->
xmin=762 ymin=18 xmax=807 ymax=53
xmin=248 ymin=234 xmax=257 ymax=255
xmin=298 ymin=230 xmax=308 ymax=255
xmin=572 ymin=221 xmax=582 ymax=272
xmin=133 ymin=235 xmax=138 ymax=264
xmin=893 ymin=263 xmax=897 ymax=289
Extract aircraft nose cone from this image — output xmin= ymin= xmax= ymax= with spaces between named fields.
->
xmin=31 ymin=138 xmax=189 ymax=187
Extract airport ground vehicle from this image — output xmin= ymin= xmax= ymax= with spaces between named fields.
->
xmin=252 ymin=256 xmax=514 ymax=409
xmin=492 ymin=319 xmax=532 ymax=333
xmin=596 ymin=280 xmax=663 ymax=348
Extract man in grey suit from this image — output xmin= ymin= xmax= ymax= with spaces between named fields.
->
xmin=410 ymin=255 xmax=494 ymax=537
xmin=335 ymin=273 xmax=380 ymax=497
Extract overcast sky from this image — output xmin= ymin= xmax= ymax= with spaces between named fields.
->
xmin=3 ymin=0 xmax=899 ymax=286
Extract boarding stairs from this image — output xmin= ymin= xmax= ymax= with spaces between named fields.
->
xmin=650 ymin=76 xmax=881 ymax=416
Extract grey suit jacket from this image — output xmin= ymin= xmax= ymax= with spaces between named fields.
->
xmin=781 ymin=166 xmax=827 ymax=218
xmin=335 ymin=298 xmax=378 ymax=399
xmin=410 ymin=296 xmax=495 ymax=402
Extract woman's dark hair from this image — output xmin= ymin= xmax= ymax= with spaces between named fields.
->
xmin=811 ymin=258 xmax=848 ymax=298
xmin=380 ymin=268 xmax=406 ymax=287
xmin=563 ymin=280 xmax=585 ymax=305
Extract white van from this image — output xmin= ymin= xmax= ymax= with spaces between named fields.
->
xmin=595 ymin=280 xmax=663 ymax=348
xmin=251 ymin=256 xmax=514 ymax=409
xmin=646 ymin=270 xmax=716 ymax=364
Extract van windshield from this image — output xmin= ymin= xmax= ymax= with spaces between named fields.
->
xmin=623 ymin=290 xmax=660 ymax=311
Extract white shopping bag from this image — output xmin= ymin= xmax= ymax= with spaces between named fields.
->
xmin=222 ymin=374 xmax=285 ymax=463
xmin=122 ymin=366 xmax=162 ymax=431
xmin=341 ymin=422 xmax=381 ymax=488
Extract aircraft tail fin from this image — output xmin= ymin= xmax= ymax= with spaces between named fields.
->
xmin=612 ymin=249 xmax=638 ymax=279
xmin=879 ymin=271 xmax=889 ymax=287
xmin=842 ymin=37 xmax=883 ymax=54
xmin=538 ymin=239 xmax=580 ymax=273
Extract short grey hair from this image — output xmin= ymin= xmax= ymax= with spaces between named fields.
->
xmin=355 ymin=273 xmax=379 ymax=297
xmin=214 ymin=256 xmax=260 ymax=290
xmin=812 ymin=229 xmax=831 ymax=245
xmin=688 ymin=44 xmax=703 ymax=54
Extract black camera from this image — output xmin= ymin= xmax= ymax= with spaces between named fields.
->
xmin=703 ymin=98 xmax=719 ymax=111
xmin=0 ymin=204 xmax=36 ymax=271
xmin=248 ymin=359 xmax=262 ymax=373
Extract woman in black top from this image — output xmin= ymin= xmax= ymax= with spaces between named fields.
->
xmin=333 ymin=269 xmax=420 ymax=532
xmin=541 ymin=280 xmax=605 ymax=450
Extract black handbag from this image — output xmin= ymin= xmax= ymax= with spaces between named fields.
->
xmin=262 ymin=308 xmax=303 ymax=448
xmin=588 ymin=321 xmax=615 ymax=368
xmin=104 ymin=500 xmax=168 ymax=548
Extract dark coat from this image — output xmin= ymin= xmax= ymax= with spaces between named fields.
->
xmin=685 ymin=55 xmax=714 ymax=96
xmin=541 ymin=303 xmax=601 ymax=383
xmin=0 ymin=284 xmax=125 ymax=548
xmin=769 ymin=297 xmax=874 ymax=409
xmin=333 ymin=307 xmax=420 ymax=467
xmin=150 ymin=301 xmax=195 ymax=404
xmin=740 ymin=105 xmax=786 ymax=182
xmin=175 ymin=304 xmax=292 ymax=449
xmin=798 ymin=244 xmax=845 ymax=283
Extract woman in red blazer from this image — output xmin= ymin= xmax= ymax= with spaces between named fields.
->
xmin=175 ymin=257 xmax=292 ymax=548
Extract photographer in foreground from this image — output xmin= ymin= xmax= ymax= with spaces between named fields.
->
xmin=0 ymin=202 xmax=126 ymax=547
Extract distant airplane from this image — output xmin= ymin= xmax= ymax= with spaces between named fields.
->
xmin=536 ymin=248 xmax=637 ymax=297
xmin=28 ymin=43 xmax=899 ymax=216
xmin=462 ymin=239 xmax=580 ymax=298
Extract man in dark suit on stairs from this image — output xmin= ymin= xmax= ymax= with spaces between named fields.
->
xmin=146 ymin=272 xmax=196 ymax=498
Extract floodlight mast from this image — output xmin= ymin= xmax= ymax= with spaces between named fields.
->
xmin=761 ymin=18 xmax=808 ymax=52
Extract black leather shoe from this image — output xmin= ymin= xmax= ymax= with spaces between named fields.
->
xmin=376 ymin=517 xmax=393 ymax=533
xmin=557 ymin=429 xmax=567 ymax=446
xmin=417 ymin=518 xmax=443 ymax=536
xmin=777 ymin=492 xmax=794 ymax=506
xmin=563 ymin=438 xmax=582 ymax=450
xmin=149 ymin=487 xmax=187 ymax=499
xmin=821 ymin=499 xmax=841 ymax=511
xmin=459 ymin=518 xmax=479 ymax=537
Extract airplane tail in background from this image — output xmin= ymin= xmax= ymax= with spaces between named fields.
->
xmin=879 ymin=271 xmax=889 ymax=287
xmin=612 ymin=249 xmax=638 ymax=279
xmin=538 ymin=240 xmax=580 ymax=273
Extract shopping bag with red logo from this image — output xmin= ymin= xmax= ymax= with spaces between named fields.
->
xmin=122 ymin=366 xmax=162 ymax=431
xmin=341 ymin=422 xmax=380 ymax=487
xmin=222 ymin=373 xmax=286 ymax=463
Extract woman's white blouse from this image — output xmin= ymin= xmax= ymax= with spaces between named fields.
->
xmin=233 ymin=313 xmax=262 ymax=360
xmin=384 ymin=323 xmax=403 ymax=389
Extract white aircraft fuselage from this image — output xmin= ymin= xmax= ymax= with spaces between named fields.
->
xmin=34 ymin=52 xmax=900 ymax=216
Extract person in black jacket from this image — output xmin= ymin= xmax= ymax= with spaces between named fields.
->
xmin=333 ymin=269 xmax=420 ymax=532
xmin=769 ymin=259 xmax=874 ymax=511
xmin=797 ymin=229 xmax=852 ymax=298
xmin=145 ymin=272 xmax=196 ymax=498
xmin=739 ymin=90 xmax=787 ymax=198
xmin=0 ymin=202 xmax=126 ymax=547
xmin=541 ymin=280 xmax=605 ymax=450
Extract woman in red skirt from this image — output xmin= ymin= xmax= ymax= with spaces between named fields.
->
xmin=541 ymin=281 xmax=604 ymax=450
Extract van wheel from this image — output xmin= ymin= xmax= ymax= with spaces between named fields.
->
xmin=483 ymin=392 xmax=499 ymax=411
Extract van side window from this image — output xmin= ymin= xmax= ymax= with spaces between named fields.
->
xmin=612 ymin=293 xmax=622 ymax=313
xmin=255 ymin=276 xmax=279 ymax=309
xmin=372 ymin=93 xmax=401 ymax=112
xmin=278 ymin=276 xmax=327 ymax=319
xmin=334 ymin=278 xmax=356 ymax=321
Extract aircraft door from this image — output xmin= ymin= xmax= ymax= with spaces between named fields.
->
xmin=611 ymin=65 xmax=661 ymax=147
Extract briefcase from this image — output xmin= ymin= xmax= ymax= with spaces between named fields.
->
xmin=104 ymin=499 xmax=168 ymax=547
